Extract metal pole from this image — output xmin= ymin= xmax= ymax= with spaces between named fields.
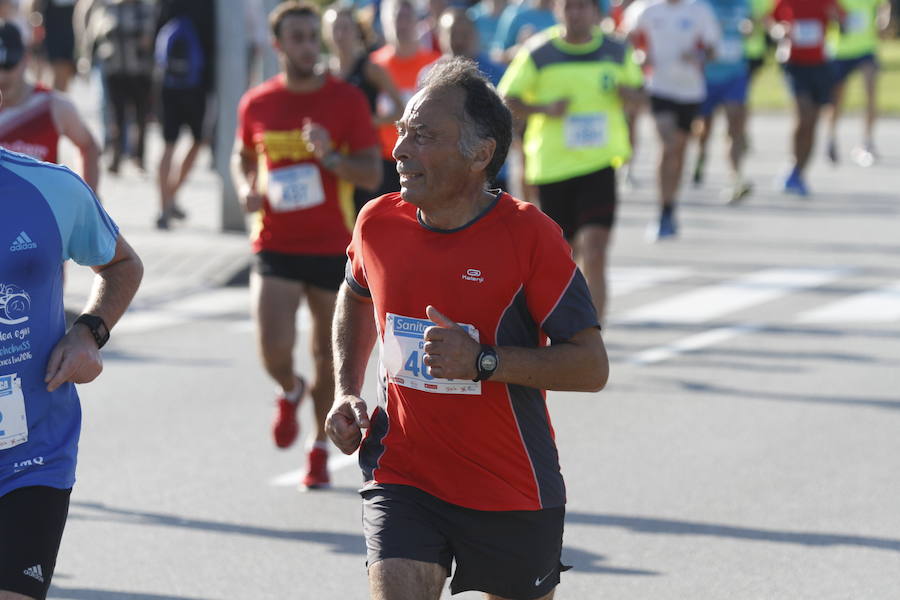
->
xmin=216 ymin=0 xmax=248 ymax=232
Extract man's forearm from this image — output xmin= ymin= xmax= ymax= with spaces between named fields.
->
xmin=333 ymin=284 xmax=378 ymax=397
xmin=491 ymin=328 xmax=608 ymax=393
xmin=324 ymin=150 xmax=382 ymax=191
xmin=230 ymin=149 xmax=257 ymax=194
xmin=83 ymin=236 xmax=143 ymax=329
xmin=80 ymin=142 xmax=100 ymax=193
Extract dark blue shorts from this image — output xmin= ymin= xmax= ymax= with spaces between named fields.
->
xmin=701 ymin=73 xmax=750 ymax=116
xmin=832 ymin=53 xmax=878 ymax=84
xmin=782 ymin=63 xmax=835 ymax=106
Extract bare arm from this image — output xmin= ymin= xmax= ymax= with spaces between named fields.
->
xmin=504 ymin=95 xmax=570 ymax=119
xmin=423 ymin=306 xmax=609 ymax=393
xmin=51 ymin=94 xmax=101 ymax=192
xmin=326 ymin=283 xmax=378 ymax=454
xmin=365 ymin=61 xmax=405 ymax=126
xmin=302 ymin=119 xmax=383 ymax=191
xmin=45 ymin=235 xmax=143 ymax=391
xmin=230 ymin=139 xmax=264 ymax=213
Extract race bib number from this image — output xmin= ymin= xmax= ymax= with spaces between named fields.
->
xmin=564 ymin=114 xmax=608 ymax=149
xmin=846 ymin=10 xmax=869 ymax=33
xmin=0 ymin=374 xmax=27 ymax=451
xmin=792 ymin=19 xmax=823 ymax=48
xmin=267 ymin=163 xmax=325 ymax=213
xmin=718 ymin=38 xmax=745 ymax=63
xmin=382 ymin=313 xmax=482 ymax=395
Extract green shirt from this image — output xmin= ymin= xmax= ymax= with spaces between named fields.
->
xmin=498 ymin=27 xmax=643 ymax=185
xmin=745 ymin=0 xmax=774 ymax=60
xmin=829 ymin=0 xmax=885 ymax=59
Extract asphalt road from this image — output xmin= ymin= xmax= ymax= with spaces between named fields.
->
xmin=45 ymin=86 xmax=900 ymax=599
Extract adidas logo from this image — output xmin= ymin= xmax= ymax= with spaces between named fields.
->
xmin=23 ymin=564 xmax=44 ymax=583
xmin=10 ymin=231 xmax=37 ymax=252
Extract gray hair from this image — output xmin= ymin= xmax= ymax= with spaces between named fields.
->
xmin=418 ymin=57 xmax=512 ymax=183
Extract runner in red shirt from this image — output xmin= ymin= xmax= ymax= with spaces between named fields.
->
xmin=772 ymin=0 xmax=843 ymax=195
xmin=231 ymin=1 xmax=380 ymax=490
xmin=0 ymin=22 xmax=100 ymax=191
xmin=326 ymin=57 xmax=608 ymax=600
xmin=371 ymin=0 xmax=441 ymax=196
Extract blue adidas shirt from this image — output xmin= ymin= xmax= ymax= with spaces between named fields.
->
xmin=0 ymin=148 xmax=118 ymax=497
xmin=703 ymin=0 xmax=751 ymax=82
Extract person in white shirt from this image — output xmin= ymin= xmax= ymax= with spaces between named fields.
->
xmin=625 ymin=0 xmax=720 ymax=241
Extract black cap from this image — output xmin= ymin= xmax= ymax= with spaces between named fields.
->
xmin=0 ymin=21 xmax=25 ymax=69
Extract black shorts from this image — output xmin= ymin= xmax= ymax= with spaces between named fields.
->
xmin=254 ymin=250 xmax=346 ymax=291
xmin=650 ymin=95 xmax=701 ymax=133
xmin=782 ymin=63 xmax=835 ymax=107
xmin=0 ymin=486 xmax=71 ymax=600
xmin=362 ymin=484 xmax=569 ymax=600
xmin=42 ymin=4 xmax=76 ymax=63
xmin=160 ymin=87 xmax=207 ymax=143
xmin=537 ymin=166 xmax=617 ymax=238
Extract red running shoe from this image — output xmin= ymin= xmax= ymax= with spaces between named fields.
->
xmin=272 ymin=377 xmax=305 ymax=449
xmin=301 ymin=447 xmax=330 ymax=490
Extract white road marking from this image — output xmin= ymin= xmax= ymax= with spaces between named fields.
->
xmin=269 ymin=452 xmax=359 ymax=487
xmin=627 ymin=324 xmax=763 ymax=365
xmin=617 ymin=268 xmax=847 ymax=325
xmin=116 ymin=287 xmax=250 ymax=334
xmin=797 ymin=281 xmax=900 ymax=323
xmin=609 ymin=267 xmax=691 ymax=297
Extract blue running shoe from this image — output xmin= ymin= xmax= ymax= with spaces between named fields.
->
xmin=783 ymin=169 xmax=809 ymax=197
xmin=646 ymin=211 xmax=678 ymax=242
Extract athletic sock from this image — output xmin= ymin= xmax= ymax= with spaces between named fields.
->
xmin=311 ymin=440 xmax=329 ymax=451
xmin=283 ymin=376 xmax=304 ymax=403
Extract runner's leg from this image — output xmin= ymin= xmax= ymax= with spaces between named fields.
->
xmin=369 ymin=558 xmax=446 ymax=600
xmin=575 ymin=225 xmax=611 ymax=322
xmin=302 ymin=284 xmax=338 ymax=442
xmin=251 ymin=271 xmax=304 ymax=394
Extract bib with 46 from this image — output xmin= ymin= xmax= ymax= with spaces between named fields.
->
xmin=382 ymin=313 xmax=482 ymax=395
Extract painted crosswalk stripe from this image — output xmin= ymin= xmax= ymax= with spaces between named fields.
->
xmin=116 ymin=287 xmax=250 ymax=334
xmin=628 ymin=324 xmax=763 ymax=365
xmin=797 ymin=281 xmax=900 ymax=323
xmin=609 ymin=267 xmax=691 ymax=298
xmin=617 ymin=268 xmax=847 ymax=324
xmin=269 ymin=452 xmax=359 ymax=487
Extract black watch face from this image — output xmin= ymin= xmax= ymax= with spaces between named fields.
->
xmin=480 ymin=354 xmax=498 ymax=372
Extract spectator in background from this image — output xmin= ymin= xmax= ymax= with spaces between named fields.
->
xmin=494 ymin=0 xmax=556 ymax=63
xmin=34 ymin=0 xmax=78 ymax=91
xmin=418 ymin=0 xmax=448 ymax=52
xmin=83 ymin=0 xmax=156 ymax=175
xmin=370 ymin=0 xmax=440 ymax=197
xmin=466 ymin=0 xmax=508 ymax=53
xmin=825 ymin=0 xmax=891 ymax=166
xmin=153 ymin=0 xmax=215 ymax=229
xmin=323 ymin=1 xmax=405 ymax=211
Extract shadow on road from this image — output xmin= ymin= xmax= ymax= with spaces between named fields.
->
xmin=567 ymin=511 xmax=900 ymax=552
xmin=561 ymin=546 xmax=659 ymax=576
xmin=49 ymin=587 xmax=211 ymax=600
xmin=68 ymin=501 xmax=365 ymax=556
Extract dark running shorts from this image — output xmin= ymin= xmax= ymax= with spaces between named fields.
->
xmin=0 ymin=486 xmax=71 ymax=600
xmin=254 ymin=251 xmax=346 ymax=291
xmin=650 ymin=95 xmax=701 ymax=133
xmin=362 ymin=484 xmax=569 ymax=600
xmin=782 ymin=63 xmax=835 ymax=106
xmin=42 ymin=4 xmax=76 ymax=63
xmin=160 ymin=88 xmax=207 ymax=143
xmin=538 ymin=166 xmax=617 ymax=238
xmin=832 ymin=53 xmax=878 ymax=84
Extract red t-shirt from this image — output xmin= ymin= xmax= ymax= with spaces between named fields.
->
xmin=773 ymin=0 xmax=842 ymax=65
xmin=370 ymin=46 xmax=440 ymax=160
xmin=237 ymin=74 xmax=378 ymax=255
xmin=0 ymin=85 xmax=59 ymax=163
xmin=346 ymin=192 xmax=599 ymax=511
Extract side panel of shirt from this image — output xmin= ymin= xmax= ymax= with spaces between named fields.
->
xmin=0 ymin=150 xmax=118 ymax=497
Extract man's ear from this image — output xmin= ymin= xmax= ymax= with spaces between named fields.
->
xmin=470 ymin=137 xmax=497 ymax=174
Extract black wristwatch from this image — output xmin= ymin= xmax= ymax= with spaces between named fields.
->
xmin=74 ymin=314 xmax=110 ymax=349
xmin=473 ymin=345 xmax=499 ymax=382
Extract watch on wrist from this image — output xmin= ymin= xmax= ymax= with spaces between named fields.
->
xmin=74 ymin=314 xmax=110 ymax=349
xmin=473 ymin=345 xmax=499 ymax=382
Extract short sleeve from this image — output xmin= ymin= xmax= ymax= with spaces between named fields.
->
xmin=521 ymin=210 xmax=599 ymax=343
xmin=497 ymin=48 xmax=538 ymax=101
xmin=46 ymin=170 xmax=119 ymax=266
xmin=341 ymin=85 xmax=380 ymax=153
xmin=345 ymin=204 xmax=371 ymax=298
xmin=237 ymin=91 xmax=255 ymax=149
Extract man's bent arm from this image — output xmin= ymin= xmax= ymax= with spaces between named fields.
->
xmin=333 ymin=283 xmax=378 ymax=397
xmin=82 ymin=235 xmax=144 ymax=327
xmin=53 ymin=94 xmax=101 ymax=192
xmin=493 ymin=327 xmax=608 ymax=393
xmin=323 ymin=146 xmax=382 ymax=192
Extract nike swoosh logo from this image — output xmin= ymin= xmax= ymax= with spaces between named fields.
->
xmin=534 ymin=569 xmax=555 ymax=587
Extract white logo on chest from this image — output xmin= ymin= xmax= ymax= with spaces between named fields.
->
xmin=461 ymin=268 xmax=484 ymax=283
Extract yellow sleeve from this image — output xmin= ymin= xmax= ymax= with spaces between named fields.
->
xmin=497 ymin=48 xmax=539 ymax=102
